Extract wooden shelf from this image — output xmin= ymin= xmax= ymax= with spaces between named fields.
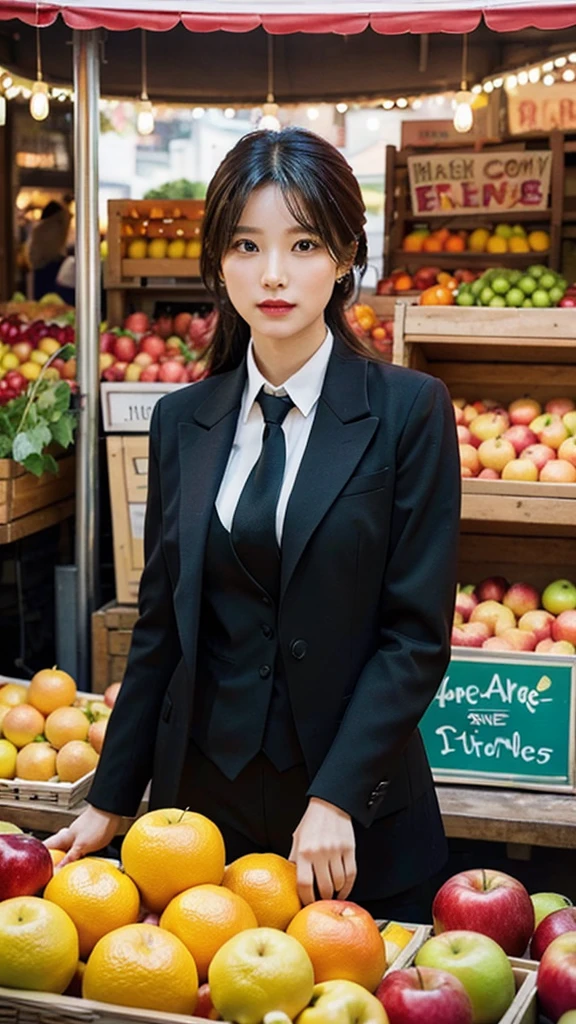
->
xmin=393 ymin=250 xmax=549 ymax=268
xmin=461 ymin=479 xmax=576 ymax=528
xmin=120 ymin=258 xmax=201 ymax=279
xmin=438 ymin=785 xmax=576 ymax=849
xmin=403 ymin=210 xmax=552 ymax=226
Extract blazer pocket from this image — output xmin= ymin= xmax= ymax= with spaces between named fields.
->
xmin=339 ymin=468 xmax=389 ymax=497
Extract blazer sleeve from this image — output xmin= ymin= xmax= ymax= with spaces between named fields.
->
xmin=88 ymin=400 xmax=182 ymax=817
xmin=307 ymin=375 xmax=461 ymax=828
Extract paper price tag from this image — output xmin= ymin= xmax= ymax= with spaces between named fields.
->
xmin=100 ymin=383 xmax=187 ymax=433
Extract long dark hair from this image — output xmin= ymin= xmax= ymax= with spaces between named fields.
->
xmin=200 ymin=127 xmax=371 ymax=374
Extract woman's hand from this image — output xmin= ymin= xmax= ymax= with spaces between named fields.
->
xmin=289 ymin=797 xmax=357 ymax=905
xmin=44 ymin=805 xmax=121 ymax=868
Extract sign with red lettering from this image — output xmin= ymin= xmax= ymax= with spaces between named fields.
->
xmin=407 ymin=150 xmax=552 ymax=216
xmin=507 ymin=83 xmax=576 ymax=134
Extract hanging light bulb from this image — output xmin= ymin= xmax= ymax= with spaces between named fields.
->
xmin=453 ymin=35 xmax=474 ymax=134
xmin=192 ymin=107 xmax=205 ymax=119
xmin=258 ymin=36 xmax=281 ymax=131
xmin=136 ymin=30 xmax=154 ymax=136
xmin=382 ymin=99 xmax=395 ymax=110
xmin=224 ymin=107 xmax=236 ymax=119
xmin=493 ymin=77 xmax=504 ymax=88
xmin=517 ymin=71 xmax=529 ymax=86
xmin=30 ymin=24 xmax=49 ymax=121
xmin=529 ymin=67 xmax=541 ymax=83
xmin=0 ymin=94 xmax=5 ymax=128
xmin=563 ymin=68 xmax=576 ymax=82
xmin=396 ymin=97 xmax=408 ymax=108
xmin=543 ymin=73 xmax=555 ymax=86
xmin=336 ymin=102 xmax=348 ymax=114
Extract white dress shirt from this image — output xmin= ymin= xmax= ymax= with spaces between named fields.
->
xmin=215 ymin=329 xmax=334 ymax=543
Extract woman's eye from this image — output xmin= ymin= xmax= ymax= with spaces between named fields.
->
xmin=234 ymin=239 xmax=258 ymax=253
xmin=294 ymin=239 xmax=319 ymax=252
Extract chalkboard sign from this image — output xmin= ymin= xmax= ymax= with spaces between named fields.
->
xmin=420 ymin=652 xmax=576 ymax=791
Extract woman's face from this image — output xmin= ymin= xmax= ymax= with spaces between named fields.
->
xmin=221 ymin=184 xmax=346 ymax=349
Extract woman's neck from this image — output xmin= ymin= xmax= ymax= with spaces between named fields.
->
xmin=251 ymin=321 xmax=327 ymax=387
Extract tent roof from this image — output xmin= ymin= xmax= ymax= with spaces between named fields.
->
xmin=2 ymin=0 xmax=576 ymax=34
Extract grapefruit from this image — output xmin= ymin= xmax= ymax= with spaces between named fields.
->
xmin=28 ymin=668 xmax=76 ymax=715
xmin=16 ymin=742 xmax=57 ymax=782
xmin=45 ymin=706 xmax=90 ymax=749
xmin=0 ymin=896 xmax=78 ymax=993
xmin=0 ymin=684 xmax=28 ymax=708
xmin=287 ymin=900 xmax=386 ymax=992
xmin=56 ymin=741 xmax=99 ymax=782
xmin=2 ymin=704 xmax=45 ymax=748
xmin=223 ymin=853 xmax=301 ymax=930
xmin=45 ymin=858 xmax=140 ymax=959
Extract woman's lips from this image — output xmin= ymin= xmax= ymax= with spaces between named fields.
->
xmin=257 ymin=301 xmax=296 ymax=316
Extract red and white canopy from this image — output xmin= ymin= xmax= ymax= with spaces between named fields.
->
xmin=1 ymin=0 xmax=576 ymax=33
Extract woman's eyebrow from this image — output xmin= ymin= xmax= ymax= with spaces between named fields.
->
xmin=232 ymin=225 xmax=317 ymax=235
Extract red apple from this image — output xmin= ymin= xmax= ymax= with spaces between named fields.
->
xmin=503 ymin=425 xmax=538 ymax=455
xmin=558 ymin=437 xmax=576 ymax=468
xmin=158 ymin=360 xmax=187 ymax=383
xmin=455 ymin=591 xmax=478 ymax=622
xmin=549 ymin=640 xmax=576 ymax=654
xmin=470 ymin=600 xmax=516 ymax=637
xmin=195 ymin=983 xmax=219 ymax=1020
xmin=482 ymin=636 xmax=514 ymax=651
xmin=518 ymin=610 xmax=555 ymax=643
xmin=477 ymin=468 xmax=500 ymax=479
xmin=453 ymin=404 xmax=465 ymax=426
xmin=559 ymin=295 xmax=576 ymax=308
xmin=521 ymin=444 xmax=556 ymax=472
xmin=100 ymin=331 xmax=117 ymax=354
xmin=531 ymin=906 xmax=576 ymax=960
xmin=552 ymin=610 xmax=576 ymax=646
xmin=153 ymin=315 xmax=174 ymax=339
xmin=457 ymin=425 xmax=472 ymax=444
xmin=133 ymin=351 xmax=154 ymax=369
xmin=11 ymin=341 xmax=33 ymax=363
xmin=537 ymin=933 xmax=576 ymax=1022
xmin=113 ymin=335 xmax=138 ymax=363
xmin=452 ymin=623 xmax=491 ymax=648
xmin=477 ymin=438 xmax=516 ymax=473
xmin=546 ymin=398 xmax=575 ymax=418
xmin=474 ymin=577 xmax=509 ymax=603
xmin=187 ymin=360 xmax=210 ymax=382
xmin=497 ymin=627 xmax=537 ymax=651
xmin=508 ymin=397 xmax=542 ymax=426
xmin=173 ymin=312 xmax=193 ymax=338
xmin=503 ymin=582 xmax=540 ymax=618
xmin=459 ymin=445 xmax=480 ymax=477
xmin=140 ymin=365 xmax=161 ymax=382
xmin=124 ymin=312 xmax=149 ymax=336
xmin=104 ymin=682 xmax=121 ymax=708
xmin=469 ymin=412 xmax=509 ymax=442
xmin=375 ymin=966 xmax=473 ymax=1024
xmin=139 ymin=334 xmax=166 ymax=361
xmin=540 ymin=460 xmax=576 ymax=483
xmin=0 ymin=834 xmax=53 ymax=900
xmin=536 ymin=638 xmax=555 ymax=653
xmin=433 ymin=869 xmax=534 ymax=957
xmin=530 ymin=413 xmax=569 ymax=450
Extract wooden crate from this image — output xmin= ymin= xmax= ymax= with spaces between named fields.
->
xmin=105 ymin=199 xmax=205 ymax=287
xmin=380 ymin=923 xmax=432 ymax=972
xmin=0 ymin=453 xmax=75 ymax=544
xmin=92 ymin=601 xmax=138 ymax=694
xmin=106 ymin=435 xmax=149 ymax=605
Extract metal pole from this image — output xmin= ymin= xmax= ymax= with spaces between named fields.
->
xmin=73 ymin=31 xmax=101 ymax=689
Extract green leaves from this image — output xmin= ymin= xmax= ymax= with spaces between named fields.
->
xmin=0 ymin=377 xmax=77 ymax=476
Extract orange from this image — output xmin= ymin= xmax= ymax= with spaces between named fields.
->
xmin=444 ymin=235 xmax=466 ymax=253
xmin=28 ymin=667 xmax=76 ymax=715
xmin=528 ymin=229 xmax=550 ymax=253
xmin=122 ymin=808 xmax=226 ymax=914
xmin=0 ymin=683 xmax=28 ymax=708
xmin=83 ymin=923 xmax=198 ymax=1014
xmin=222 ymin=853 xmax=301 ymax=930
xmin=44 ymin=857 xmax=140 ymax=959
xmin=16 ymin=742 xmax=57 ymax=781
xmin=2 ymin=704 xmax=45 ymax=747
xmin=422 ymin=235 xmax=443 ymax=253
xmin=56 ymin=740 xmax=99 ymax=782
xmin=486 ymin=235 xmax=508 ymax=254
xmin=0 ymin=895 xmax=78 ymax=993
xmin=45 ymin=706 xmax=89 ymax=749
xmin=402 ymin=232 xmax=427 ymax=253
xmin=508 ymin=236 xmax=530 ymax=253
xmin=287 ymin=900 xmax=386 ymax=992
xmin=420 ymin=285 xmax=454 ymax=306
xmin=393 ymin=273 xmax=413 ymax=292
xmin=49 ymin=848 xmax=66 ymax=867
xmin=160 ymin=883 xmax=258 ymax=982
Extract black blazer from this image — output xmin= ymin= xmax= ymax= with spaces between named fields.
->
xmin=88 ymin=334 xmax=461 ymax=828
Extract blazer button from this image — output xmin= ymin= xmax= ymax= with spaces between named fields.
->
xmin=367 ymin=798 xmax=375 ymax=808
xmin=259 ymin=665 xmax=271 ymax=679
xmin=290 ymin=639 xmax=308 ymax=660
xmin=261 ymin=624 xmax=273 ymax=640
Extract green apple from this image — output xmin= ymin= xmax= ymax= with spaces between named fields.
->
xmin=558 ymin=1013 xmax=576 ymax=1024
xmin=563 ymin=411 xmax=576 ymax=436
xmin=531 ymin=892 xmax=573 ymax=929
xmin=511 ymin=225 xmax=527 ymax=238
xmin=542 ymin=579 xmax=576 ymax=615
xmin=415 ymin=931 xmax=515 ymax=1024
xmin=494 ymin=224 xmax=513 ymax=240
xmin=518 ymin=275 xmax=537 ymax=296
xmin=528 ymin=264 xmax=547 ymax=279
xmin=0 ymin=822 xmax=23 ymax=834
xmin=296 ymin=981 xmax=387 ymax=1024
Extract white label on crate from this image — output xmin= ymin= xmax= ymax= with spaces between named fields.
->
xmin=129 ymin=503 xmax=146 ymax=540
xmin=101 ymin=383 xmax=188 ymax=433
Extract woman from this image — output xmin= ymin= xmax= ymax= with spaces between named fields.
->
xmin=47 ymin=128 xmax=460 ymax=922
xmin=28 ymin=199 xmax=73 ymax=302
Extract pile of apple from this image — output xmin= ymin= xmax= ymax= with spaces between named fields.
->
xmin=376 ymin=266 xmax=477 ymax=297
xmin=453 ymin=575 xmax=576 ymax=655
xmin=345 ymin=304 xmax=393 ymax=357
xmin=0 ymin=314 xmax=76 ymax=402
xmin=378 ymin=867 xmax=576 ymax=1024
xmin=456 ymin=395 xmax=576 ymax=484
xmin=100 ymin=309 xmax=217 ymax=384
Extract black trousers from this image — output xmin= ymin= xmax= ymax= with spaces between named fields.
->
xmin=177 ymin=742 xmax=445 ymax=924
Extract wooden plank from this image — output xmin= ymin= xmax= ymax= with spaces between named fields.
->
xmin=121 ymin=258 xmax=200 ymax=279
xmin=1 ymin=454 xmax=76 ymax=523
xmin=438 ymin=785 xmax=576 ymax=848
xmin=461 ymin=493 xmax=576 ymax=528
xmin=111 ymin=655 xmax=128 ymax=682
xmin=104 ymin=605 xmax=139 ymax=630
xmin=0 ymin=497 xmax=75 ymax=545
xmin=91 ymin=607 xmax=110 ymax=695
xmin=108 ymin=630 xmax=133 ymax=657
xmin=434 ymin=361 xmax=576 ymax=398
xmin=549 ymin=130 xmax=565 ymax=273
xmin=403 ymin=307 xmax=576 ymax=341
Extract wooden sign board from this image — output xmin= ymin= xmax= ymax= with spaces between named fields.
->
xmin=420 ymin=651 xmax=576 ymax=791
xmin=507 ymin=82 xmax=576 ymax=134
xmin=401 ymin=110 xmax=489 ymax=149
xmin=100 ymin=382 xmax=188 ymax=433
xmin=407 ymin=150 xmax=552 ymax=215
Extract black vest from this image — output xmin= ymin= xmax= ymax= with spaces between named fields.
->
xmin=190 ymin=507 xmax=303 ymax=778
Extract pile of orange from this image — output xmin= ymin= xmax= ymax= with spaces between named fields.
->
xmin=403 ymin=228 xmax=468 ymax=254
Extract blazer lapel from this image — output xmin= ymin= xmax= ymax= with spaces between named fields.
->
xmin=280 ymin=336 xmax=379 ymax=601
xmin=175 ymin=363 xmax=246 ymax=668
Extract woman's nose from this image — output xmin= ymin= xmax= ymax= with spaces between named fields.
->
xmin=261 ymin=252 xmax=287 ymax=289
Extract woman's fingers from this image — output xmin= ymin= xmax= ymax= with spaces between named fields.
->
xmin=44 ymin=827 xmax=74 ymax=851
xmin=338 ymin=848 xmax=357 ymax=900
xmin=58 ymin=842 xmax=86 ymax=869
xmin=313 ymin=855 xmax=336 ymax=901
xmin=295 ymin=855 xmax=316 ymax=906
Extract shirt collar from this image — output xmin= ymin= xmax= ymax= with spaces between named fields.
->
xmin=242 ymin=329 xmax=334 ymax=423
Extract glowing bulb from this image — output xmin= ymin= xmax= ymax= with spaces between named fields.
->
xmin=493 ymin=77 xmax=504 ymax=88
xmin=366 ymin=116 xmax=380 ymax=131
xmin=555 ymin=56 xmax=567 ymax=68
xmin=411 ymin=98 xmax=423 ymax=109
xmin=192 ymin=106 xmax=205 ymax=119
xmin=542 ymin=61 xmax=554 ymax=72
xmin=258 ymin=113 xmax=281 ymax=131
xmin=396 ymin=97 xmax=408 ymax=108
xmin=529 ymin=67 xmax=541 ymax=83
xmin=569 ymin=53 xmax=576 ymax=63
xmin=543 ymin=74 xmax=555 ymax=86
xmin=307 ymin=106 xmax=319 ymax=121
xmin=517 ymin=71 xmax=529 ymax=86
xmin=5 ymin=86 xmax=18 ymax=100
xmin=563 ymin=68 xmax=576 ymax=82
xmin=453 ymin=91 xmax=474 ymax=134
xmin=336 ymin=102 xmax=348 ymax=113
xmin=471 ymin=84 xmax=482 ymax=95
xmin=483 ymin=81 xmax=494 ymax=93
xmin=2 ymin=76 xmax=12 ymax=88
xmin=382 ymin=100 xmax=395 ymax=110
xmin=0 ymin=96 xmax=5 ymax=127
xmin=224 ymin=107 xmax=235 ymax=119
xmin=29 ymin=79 xmax=49 ymax=121
xmin=505 ymin=75 xmax=517 ymax=89
xmin=136 ymin=98 xmax=154 ymax=135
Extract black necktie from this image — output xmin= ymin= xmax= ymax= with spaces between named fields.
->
xmin=231 ymin=386 xmax=294 ymax=596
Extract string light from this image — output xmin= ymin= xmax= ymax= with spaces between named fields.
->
xmin=542 ymin=60 xmax=555 ymax=72
xmin=483 ymin=80 xmax=494 ymax=93
xmin=30 ymin=23 xmax=49 ymax=121
xmin=396 ymin=97 xmax=408 ymax=108
xmin=411 ymin=98 xmax=423 ymax=109
xmin=307 ymin=106 xmax=319 ymax=120
xmin=543 ymin=73 xmax=555 ymax=86
xmin=517 ymin=71 xmax=529 ymax=86
xmin=493 ymin=77 xmax=504 ymax=88
xmin=136 ymin=30 xmax=154 ymax=135
xmin=224 ymin=107 xmax=235 ymax=119
xmin=382 ymin=100 xmax=395 ymax=110
xmin=336 ymin=102 xmax=348 ymax=113
xmin=192 ymin=107 xmax=205 ymax=119
xmin=555 ymin=56 xmax=567 ymax=68
xmin=529 ymin=67 xmax=541 ymax=83
xmin=505 ymin=74 xmax=517 ymax=89
xmin=563 ymin=68 xmax=576 ymax=82
xmin=471 ymin=84 xmax=482 ymax=95
xmin=570 ymin=53 xmax=576 ymax=63
xmin=2 ymin=76 xmax=12 ymax=89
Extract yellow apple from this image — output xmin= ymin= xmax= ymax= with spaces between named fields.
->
xmin=296 ymin=981 xmax=388 ymax=1024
